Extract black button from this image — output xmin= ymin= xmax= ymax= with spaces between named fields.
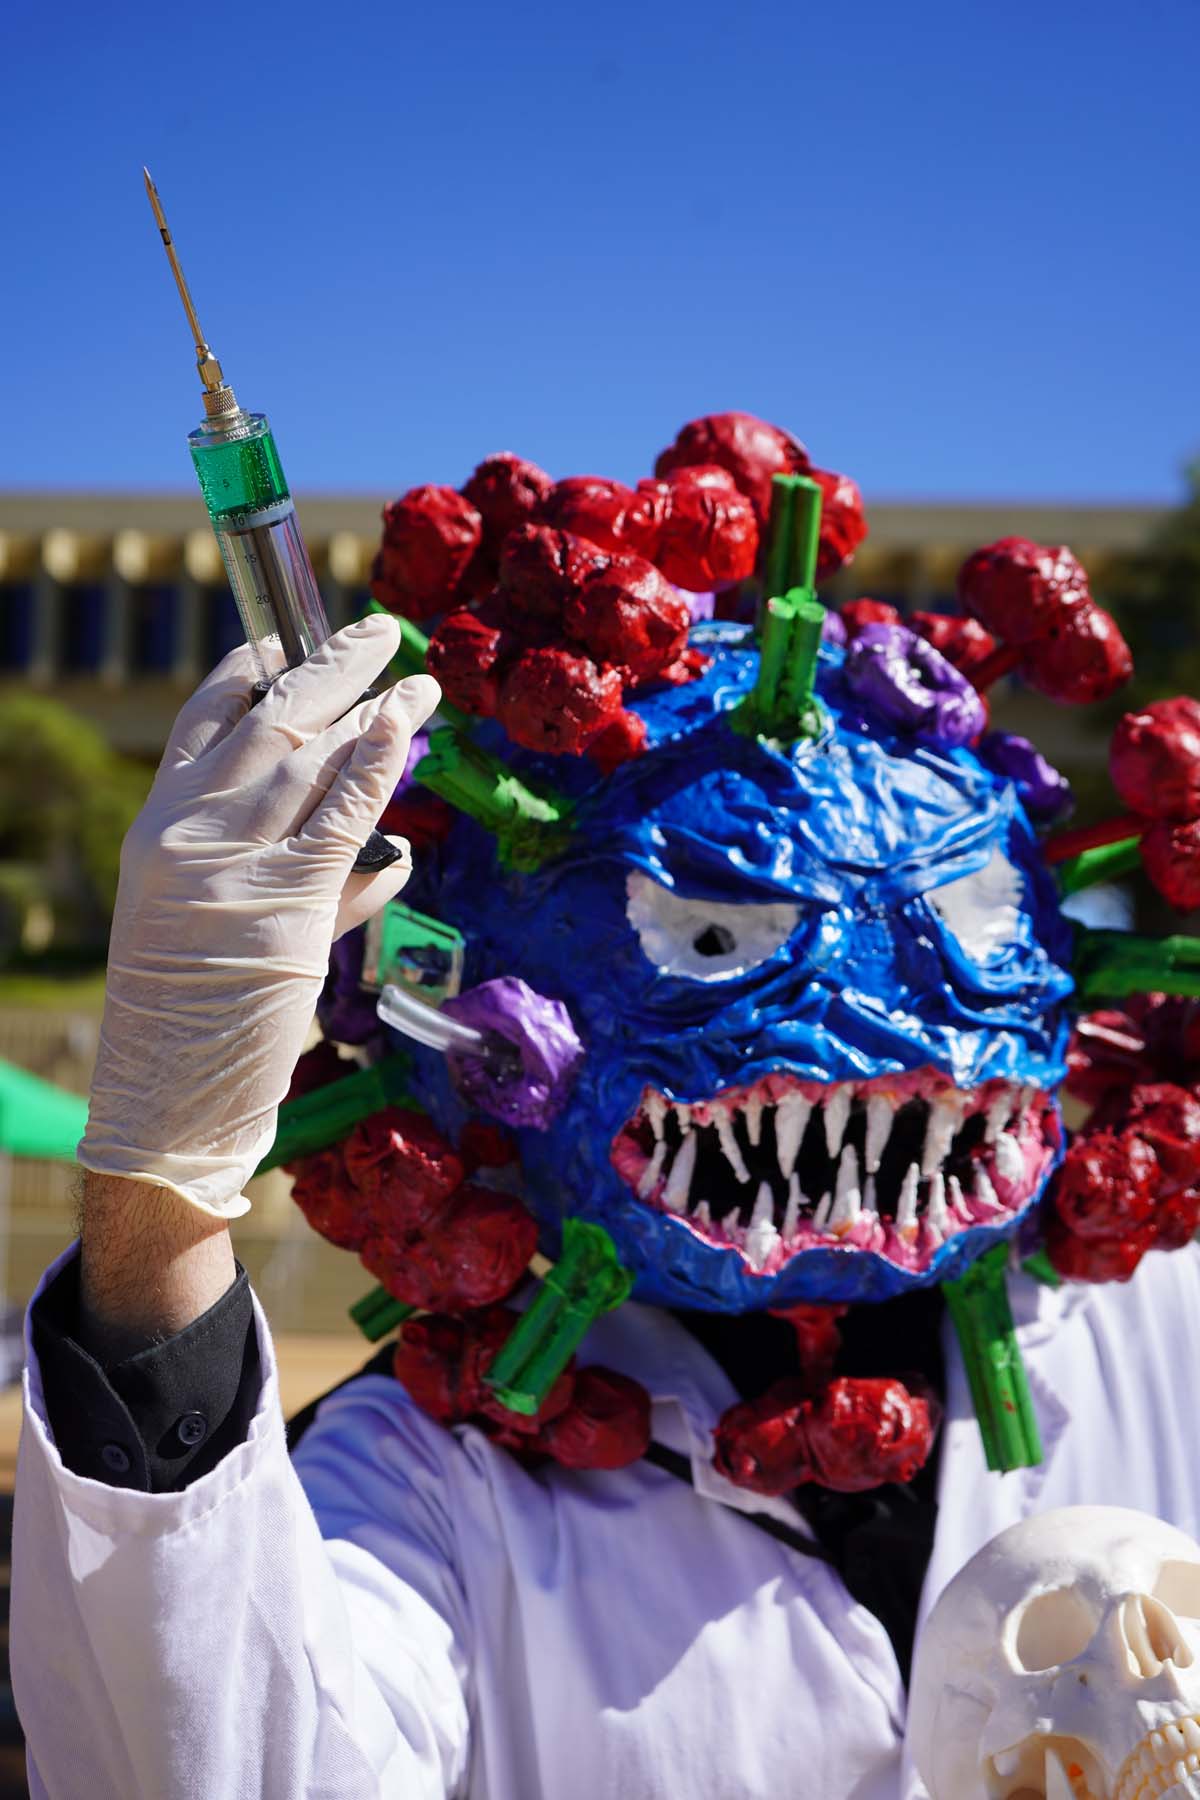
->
xmin=175 ymin=1412 xmax=208 ymax=1448
xmin=100 ymin=1442 xmax=131 ymax=1475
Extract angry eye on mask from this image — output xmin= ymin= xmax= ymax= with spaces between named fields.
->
xmin=926 ymin=847 xmax=1025 ymax=966
xmin=624 ymin=872 xmax=801 ymax=982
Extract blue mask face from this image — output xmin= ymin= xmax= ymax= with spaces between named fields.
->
xmin=404 ymin=625 xmax=1075 ymax=1311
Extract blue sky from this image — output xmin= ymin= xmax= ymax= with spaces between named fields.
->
xmin=3 ymin=0 xmax=1198 ymax=502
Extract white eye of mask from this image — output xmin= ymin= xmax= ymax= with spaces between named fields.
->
xmin=928 ymin=846 xmax=1024 ymax=964
xmin=625 ymin=872 xmax=800 ymax=982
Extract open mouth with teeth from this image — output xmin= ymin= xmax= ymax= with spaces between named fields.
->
xmin=1116 ymin=1714 xmax=1200 ymax=1800
xmin=610 ymin=1067 xmax=1059 ymax=1275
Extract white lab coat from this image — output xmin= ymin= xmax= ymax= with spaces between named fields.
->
xmin=11 ymin=1240 xmax=1200 ymax=1800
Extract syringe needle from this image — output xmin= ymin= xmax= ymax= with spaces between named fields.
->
xmin=143 ymin=166 xmax=237 ymax=413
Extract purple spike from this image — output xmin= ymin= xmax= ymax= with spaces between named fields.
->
xmin=977 ymin=730 xmax=1074 ymax=824
xmin=442 ymin=977 xmax=584 ymax=1129
xmin=317 ymin=928 xmax=381 ymax=1047
xmin=845 ymin=623 xmax=985 ymax=748
xmin=821 ymin=609 xmax=848 ymax=648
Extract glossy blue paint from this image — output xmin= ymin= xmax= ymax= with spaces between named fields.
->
xmin=398 ymin=625 xmax=1075 ymax=1310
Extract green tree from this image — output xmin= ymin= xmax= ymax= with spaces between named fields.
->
xmin=1098 ymin=465 xmax=1200 ymax=705
xmin=0 ymin=695 xmax=151 ymax=956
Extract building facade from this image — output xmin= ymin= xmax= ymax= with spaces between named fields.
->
xmin=0 ymin=491 xmax=1165 ymax=757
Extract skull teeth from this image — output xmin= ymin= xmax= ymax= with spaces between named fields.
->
xmin=1115 ymin=1716 xmax=1200 ymax=1800
xmin=1043 ymin=1747 xmax=1075 ymax=1800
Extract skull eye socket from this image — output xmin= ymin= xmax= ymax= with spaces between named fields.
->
xmin=1012 ymin=1588 xmax=1099 ymax=1671
xmin=1154 ymin=1560 xmax=1200 ymax=1619
xmin=625 ymin=873 xmax=800 ymax=983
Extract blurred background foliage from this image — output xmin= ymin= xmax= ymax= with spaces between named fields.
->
xmin=0 ymin=697 xmax=151 ymax=971
xmin=1103 ymin=467 xmax=1200 ymax=700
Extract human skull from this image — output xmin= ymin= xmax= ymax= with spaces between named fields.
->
xmin=909 ymin=1507 xmax=1200 ymax=1800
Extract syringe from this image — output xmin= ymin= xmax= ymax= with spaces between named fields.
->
xmin=143 ymin=169 xmax=402 ymax=875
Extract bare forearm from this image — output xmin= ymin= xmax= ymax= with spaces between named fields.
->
xmin=78 ymin=1172 xmax=236 ymax=1361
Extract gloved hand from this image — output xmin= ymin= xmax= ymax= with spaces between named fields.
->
xmin=78 ymin=615 xmax=440 ymax=1218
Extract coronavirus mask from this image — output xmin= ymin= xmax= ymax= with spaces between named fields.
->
xmin=278 ymin=413 xmax=1200 ymax=1489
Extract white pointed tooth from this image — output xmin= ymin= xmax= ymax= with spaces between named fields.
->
xmin=1165 ymin=1724 xmax=1188 ymax=1753
xmin=984 ymin=1086 xmax=1013 ymax=1144
xmin=994 ymin=1131 xmax=1024 ymax=1186
xmin=744 ymin=1218 xmax=780 ymax=1271
xmin=674 ymin=1102 xmax=691 ymax=1130
xmin=751 ymin=1181 xmax=774 ymax=1229
xmin=692 ymin=1200 xmax=712 ymax=1231
xmin=925 ymin=1170 xmax=948 ymax=1236
xmin=719 ymin=1211 xmax=744 ymax=1248
xmin=947 ymin=1174 xmax=967 ymax=1220
xmin=974 ymin=1165 xmax=1001 ymax=1213
xmin=1019 ymin=1083 xmax=1038 ymax=1116
xmin=812 ymin=1191 xmax=833 ymax=1231
xmin=744 ymin=1094 xmax=764 ymax=1146
xmin=864 ymin=1174 xmax=877 ymax=1216
xmin=645 ymin=1092 xmax=667 ymax=1140
xmin=1044 ymin=1746 xmax=1075 ymax=1800
xmin=713 ymin=1103 xmax=751 ymax=1184
xmin=830 ymin=1146 xmax=862 ymax=1231
xmin=637 ymin=1139 xmax=668 ymax=1199
xmin=782 ymin=1174 xmax=802 ymax=1242
xmin=864 ymin=1093 xmax=895 ymax=1174
xmin=662 ymin=1130 xmax=697 ymax=1212
xmin=1183 ymin=1718 xmax=1200 ymax=1752
xmin=775 ymin=1093 xmax=812 ymax=1180
xmin=896 ymin=1162 xmax=920 ymax=1234
xmin=921 ymin=1091 xmax=965 ymax=1178
xmin=824 ymin=1083 xmax=854 ymax=1158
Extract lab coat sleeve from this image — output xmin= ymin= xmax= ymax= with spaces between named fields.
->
xmin=11 ymin=1264 xmax=473 ymax=1800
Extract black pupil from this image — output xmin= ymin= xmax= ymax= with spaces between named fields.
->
xmin=693 ymin=924 xmax=736 ymax=958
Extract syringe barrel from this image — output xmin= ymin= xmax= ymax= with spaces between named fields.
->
xmin=189 ymin=412 xmax=331 ymax=686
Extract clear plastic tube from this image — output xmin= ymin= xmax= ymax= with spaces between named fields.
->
xmin=189 ymin=411 xmax=331 ymax=686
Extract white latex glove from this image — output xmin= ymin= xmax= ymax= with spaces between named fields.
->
xmin=78 ymin=614 xmax=441 ymax=1218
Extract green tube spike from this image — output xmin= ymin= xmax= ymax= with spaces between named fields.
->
xmin=762 ymin=473 xmax=824 ymax=602
xmin=1072 ymin=929 xmax=1200 ymax=1002
xmin=1056 ymin=836 xmax=1143 ymax=897
xmin=349 ymin=1284 xmax=416 ymax=1342
xmin=1021 ymin=1248 xmax=1063 ymax=1289
xmin=733 ymin=587 xmax=827 ymax=743
xmin=414 ymin=729 xmax=573 ymax=871
xmin=734 ymin=473 xmax=827 ymax=744
xmin=361 ymin=600 xmax=471 ymax=730
xmin=483 ymin=1219 xmax=634 ymax=1416
xmin=762 ymin=477 xmax=798 ymax=604
xmin=942 ymin=1243 xmax=1043 ymax=1473
xmin=255 ymin=1055 xmax=416 ymax=1175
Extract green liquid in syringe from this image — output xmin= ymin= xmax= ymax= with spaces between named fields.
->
xmin=191 ymin=429 xmax=290 ymax=524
